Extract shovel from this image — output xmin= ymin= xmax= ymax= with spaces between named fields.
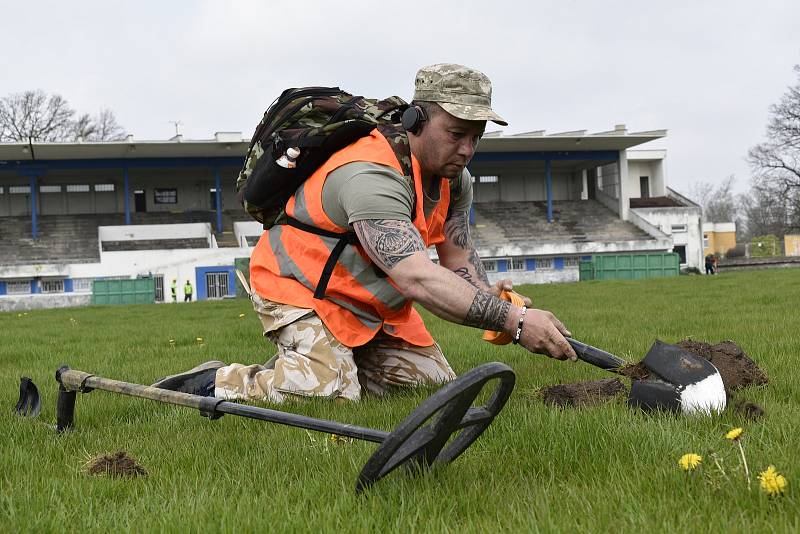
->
xmin=566 ymin=337 xmax=727 ymax=415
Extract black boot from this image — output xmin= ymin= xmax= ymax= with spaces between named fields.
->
xmin=151 ymin=361 xmax=224 ymax=397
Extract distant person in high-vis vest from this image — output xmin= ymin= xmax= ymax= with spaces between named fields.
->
xmin=171 ymin=279 xmax=177 ymax=302
xmin=184 ymin=280 xmax=193 ymax=302
xmin=153 ymin=64 xmax=576 ymax=402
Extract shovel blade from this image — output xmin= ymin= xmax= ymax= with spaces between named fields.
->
xmin=642 ymin=340 xmax=718 ymax=385
xmin=15 ymin=377 xmax=41 ymax=418
xmin=640 ymin=341 xmax=727 ymax=415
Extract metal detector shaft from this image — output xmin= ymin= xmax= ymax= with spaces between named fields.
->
xmin=56 ymin=367 xmax=387 ymax=443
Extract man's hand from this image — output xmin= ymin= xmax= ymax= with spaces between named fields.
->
xmin=487 ymin=279 xmax=533 ymax=307
xmin=508 ymin=306 xmax=576 ymax=361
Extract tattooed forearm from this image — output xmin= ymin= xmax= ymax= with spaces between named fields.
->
xmin=354 ymin=219 xmax=425 ymax=270
xmin=453 ymin=267 xmax=477 ymax=287
xmin=468 ymin=248 xmax=490 ymax=286
xmin=463 ymin=291 xmax=511 ymax=331
xmin=444 ymin=211 xmax=470 ymax=249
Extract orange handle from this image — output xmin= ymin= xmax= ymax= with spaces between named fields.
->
xmin=482 ymin=290 xmax=526 ymax=345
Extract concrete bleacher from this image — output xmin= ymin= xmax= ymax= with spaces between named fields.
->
xmin=471 ymin=200 xmax=651 ymax=249
xmin=1 ymin=202 xmax=651 ymax=266
xmin=0 ymin=210 xmax=254 ymax=266
xmin=0 ymin=214 xmax=122 ymax=266
xmin=101 ymin=238 xmax=210 ymax=251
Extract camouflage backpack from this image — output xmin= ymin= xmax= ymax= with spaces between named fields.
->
xmin=236 ymin=87 xmax=415 ymax=228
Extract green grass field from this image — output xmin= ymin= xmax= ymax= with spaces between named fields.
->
xmin=2 ymin=269 xmax=798 ymax=533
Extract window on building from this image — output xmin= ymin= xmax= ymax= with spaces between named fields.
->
xmin=482 ymin=259 xmax=498 ymax=272
xmin=671 ymin=224 xmax=687 ymax=233
xmin=9 ymin=185 xmax=31 ymax=194
xmin=673 ymin=245 xmax=687 ymax=264
xmin=703 ymin=234 xmax=710 ymax=248
xmin=41 ymin=279 xmax=65 ymax=293
xmin=95 ymin=183 xmax=115 ymax=192
xmin=478 ymin=175 xmax=499 ymax=183
xmin=6 ymin=280 xmax=31 ymax=295
xmin=563 ymin=256 xmax=579 ymax=267
xmin=40 ymin=185 xmax=62 ymax=193
xmin=66 ymin=184 xmax=90 ymax=193
xmin=511 ymin=258 xmax=526 ymax=271
xmin=72 ymin=278 xmax=93 ymax=292
xmin=0 ymin=186 xmax=4 ymax=194
xmin=537 ymin=257 xmax=554 ymax=270
xmin=154 ymin=188 xmax=178 ymax=204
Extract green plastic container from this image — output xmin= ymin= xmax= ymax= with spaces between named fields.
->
xmin=92 ymin=278 xmax=155 ymax=305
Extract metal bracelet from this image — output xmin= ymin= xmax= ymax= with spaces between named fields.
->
xmin=512 ymin=306 xmax=527 ymax=344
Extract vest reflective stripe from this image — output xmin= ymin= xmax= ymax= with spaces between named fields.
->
xmin=250 ymin=129 xmax=450 ymax=347
xmin=269 ymin=224 xmax=400 ymax=315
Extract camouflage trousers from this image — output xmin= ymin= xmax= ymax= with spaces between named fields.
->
xmin=214 ymin=294 xmax=456 ymax=402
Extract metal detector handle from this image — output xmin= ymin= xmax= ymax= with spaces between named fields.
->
xmin=566 ymin=338 xmax=626 ymax=371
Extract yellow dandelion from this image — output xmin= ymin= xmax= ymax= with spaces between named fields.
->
xmin=329 ymin=434 xmax=353 ymax=444
xmin=196 ymin=337 xmax=204 ymax=344
xmin=679 ymin=453 xmax=702 ymax=471
xmin=725 ymin=427 xmax=743 ymax=441
xmin=758 ymin=466 xmax=788 ymax=496
xmin=238 ymin=313 xmax=245 ymax=318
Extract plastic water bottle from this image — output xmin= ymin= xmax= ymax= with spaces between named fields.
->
xmin=276 ymin=147 xmax=301 ymax=169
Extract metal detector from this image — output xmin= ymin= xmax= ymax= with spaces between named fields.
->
xmin=19 ymin=362 xmax=515 ymax=493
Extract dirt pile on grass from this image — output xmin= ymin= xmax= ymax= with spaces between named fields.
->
xmin=85 ymin=450 xmax=147 ymax=478
xmin=539 ymin=378 xmax=625 ymax=407
xmin=618 ymin=339 xmax=769 ymax=392
xmin=539 ymin=340 xmax=768 ymax=410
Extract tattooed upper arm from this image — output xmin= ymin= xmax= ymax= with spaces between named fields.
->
xmin=352 ymin=219 xmax=426 ymax=271
xmin=444 ymin=210 xmax=470 ymax=249
xmin=442 ymin=210 xmax=490 ymax=287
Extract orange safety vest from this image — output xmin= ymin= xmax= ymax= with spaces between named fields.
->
xmin=250 ymin=128 xmax=450 ymax=347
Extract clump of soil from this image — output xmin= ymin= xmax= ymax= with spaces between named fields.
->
xmin=618 ymin=339 xmax=769 ymax=393
xmin=85 ymin=450 xmax=147 ymax=478
xmin=733 ymin=400 xmax=766 ymax=421
xmin=539 ymin=378 xmax=625 ymax=407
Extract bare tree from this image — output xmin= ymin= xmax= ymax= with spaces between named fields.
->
xmin=0 ymin=90 xmax=75 ymax=142
xmin=0 ymin=90 xmax=126 ymax=142
xmin=90 ymin=109 xmax=126 ymax=141
xmin=688 ymin=175 xmax=739 ymax=222
xmin=739 ymin=178 xmax=798 ymax=240
xmin=743 ymin=64 xmax=800 ymax=239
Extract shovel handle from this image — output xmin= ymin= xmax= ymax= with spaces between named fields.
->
xmin=566 ymin=338 xmax=627 ymax=371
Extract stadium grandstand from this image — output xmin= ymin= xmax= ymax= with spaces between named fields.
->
xmin=0 ymin=126 xmax=701 ymax=311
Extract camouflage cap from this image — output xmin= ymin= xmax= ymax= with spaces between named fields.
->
xmin=413 ymin=63 xmax=507 ymax=126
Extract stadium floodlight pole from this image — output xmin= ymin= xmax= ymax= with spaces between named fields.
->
xmin=42 ymin=363 xmax=515 ymax=493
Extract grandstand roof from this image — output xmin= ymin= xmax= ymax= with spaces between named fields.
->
xmin=0 ymin=125 xmax=665 ymax=163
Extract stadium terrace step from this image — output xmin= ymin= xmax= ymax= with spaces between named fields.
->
xmin=471 ymin=200 xmax=651 ymax=249
xmin=100 ymin=238 xmax=210 ymax=251
xmin=0 ymin=210 xmax=252 ymax=265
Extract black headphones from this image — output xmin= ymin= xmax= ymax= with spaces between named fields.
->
xmin=401 ymin=105 xmax=428 ymax=135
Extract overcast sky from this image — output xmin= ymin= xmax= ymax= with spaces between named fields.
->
xmin=2 ymin=0 xmax=798 ymax=196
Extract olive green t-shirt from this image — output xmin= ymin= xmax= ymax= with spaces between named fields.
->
xmin=321 ymin=162 xmax=473 ymax=227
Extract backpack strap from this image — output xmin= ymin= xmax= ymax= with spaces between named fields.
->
xmin=284 ymin=216 xmax=358 ymax=300
xmin=375 ymin=122 xmax=415 ymax=210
